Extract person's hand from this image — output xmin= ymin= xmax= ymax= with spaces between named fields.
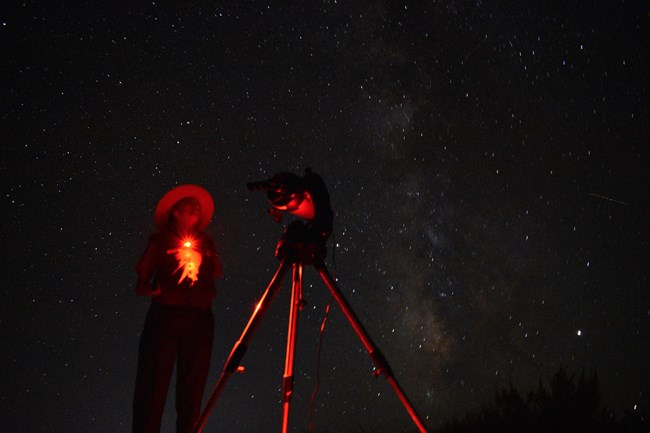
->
xmin=150 ymin=286 xmax=161 ymax=297
xmin=136 ymin=280 xmax=160 ymax=297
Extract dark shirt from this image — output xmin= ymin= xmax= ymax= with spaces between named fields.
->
xmin=136 ymin=229 xmax=222 ymax=309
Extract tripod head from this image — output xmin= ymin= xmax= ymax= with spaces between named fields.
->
xmin=247 ymin=168 xmax=333 ymax=263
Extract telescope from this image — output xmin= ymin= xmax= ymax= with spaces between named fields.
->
xmin=247 ymin=168 xmax=334 ymax=263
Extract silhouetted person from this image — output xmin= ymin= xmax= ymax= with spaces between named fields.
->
xmin=133 ymin=185 xmax=222 ymax=433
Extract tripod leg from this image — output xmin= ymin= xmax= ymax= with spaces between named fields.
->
xmin=313 ymin=262 xmax=430 ymax=433
xmin=191 ymin=258 xmax=292 ymax=433
xmin=281 ymin=263 xmax=303 ymax=433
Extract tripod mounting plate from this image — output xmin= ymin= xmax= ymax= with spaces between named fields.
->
xmin=275 ymin=220 xmax=327 ymax=265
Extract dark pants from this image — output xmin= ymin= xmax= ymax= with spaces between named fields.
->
xmin=133 ymin=302 xmax=214 ymax=433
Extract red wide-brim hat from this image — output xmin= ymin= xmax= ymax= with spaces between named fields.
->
xmin=154 ymin=184 xmax=214 ymax=230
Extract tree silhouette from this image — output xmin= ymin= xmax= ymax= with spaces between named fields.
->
xmin=434 ymin=367 xmax=648 ymax=433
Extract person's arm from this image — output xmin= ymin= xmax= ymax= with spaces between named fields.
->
xmin=203 ymin=236 xmax=222 ymax=280
xmin=135 ymin=236 xmax=161 ymax=296
xmin=212 ymin=250 xmax=223 ymax=279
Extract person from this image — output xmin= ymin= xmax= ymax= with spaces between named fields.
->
xmin=132 ymin=184 xmax=222 ymax=433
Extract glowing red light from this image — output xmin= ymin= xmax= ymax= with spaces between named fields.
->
xmin=167 ymin=237 xmax=202 ymax=285
xmin=289 ymin=191 xmax=315 ymax=220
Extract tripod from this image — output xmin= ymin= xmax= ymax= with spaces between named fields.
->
xmin=192 ymin=222 xmax=429 ymax=433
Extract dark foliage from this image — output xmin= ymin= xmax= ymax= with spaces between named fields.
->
xmin=435 ymin=367 xmax=648 ymax=433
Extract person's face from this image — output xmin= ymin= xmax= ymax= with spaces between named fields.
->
xmin=172 ymin=198 xmax=201 ymax=229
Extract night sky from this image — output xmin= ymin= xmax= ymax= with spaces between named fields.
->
xmin=2 ymin=1 xmax=648 ymax=432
